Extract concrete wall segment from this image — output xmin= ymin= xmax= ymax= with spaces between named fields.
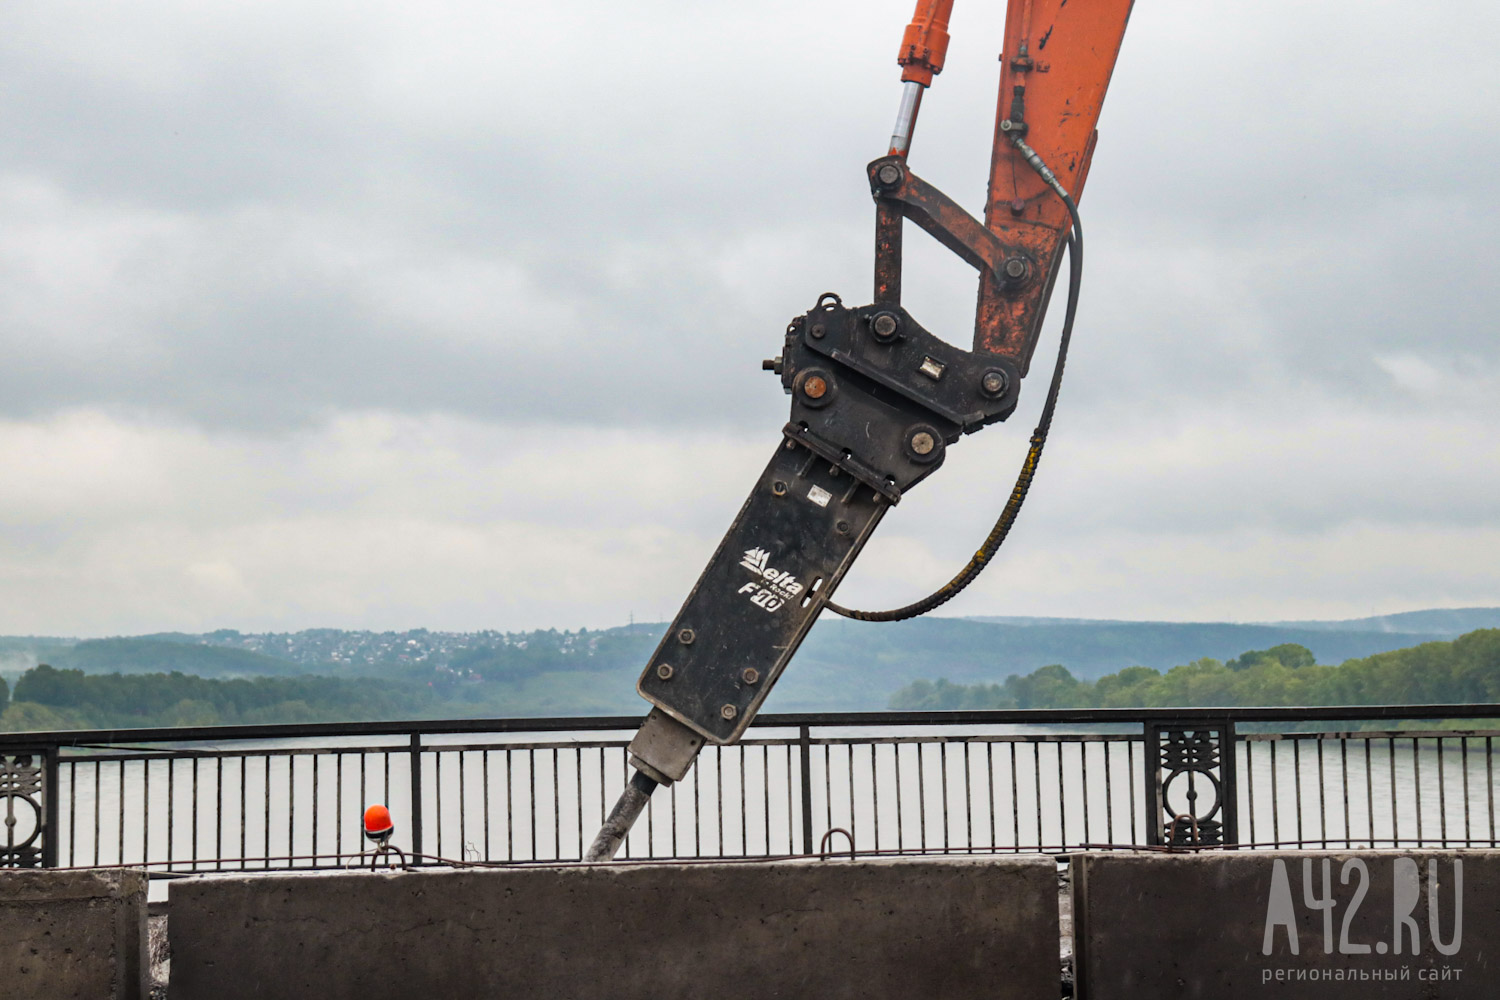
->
xmin=169 ymin=856 xmax=1059 ymax=1000
xmin=0 ymin=867 xmax=148 ymax=1000
xmin=1074 ymin=850 xmax=1498 ymax=999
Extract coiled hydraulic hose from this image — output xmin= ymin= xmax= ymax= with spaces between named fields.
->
xmin=826 ymin=136 xmax=1082 ymax=622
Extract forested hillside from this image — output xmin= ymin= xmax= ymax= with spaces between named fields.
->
xmin=889 ymin=629 xmax=1500 ymax=711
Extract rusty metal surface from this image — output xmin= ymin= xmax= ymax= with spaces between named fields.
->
xmin=975 ymin=0 xmax=1134 ymax=367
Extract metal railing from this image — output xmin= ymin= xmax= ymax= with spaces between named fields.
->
xmin=2 ymin=705 xmax=1498 ymax=874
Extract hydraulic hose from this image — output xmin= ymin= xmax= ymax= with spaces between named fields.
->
xmin=826 ymin=136 xmax=1082 ymax=623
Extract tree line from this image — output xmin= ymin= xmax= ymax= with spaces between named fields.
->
xmin=888 ymin=630 xmax=1500 ymax=711
xmin=0 ymin=666 xmax=431 ymax=731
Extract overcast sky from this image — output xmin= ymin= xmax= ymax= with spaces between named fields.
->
xmin=1 ymin=0 xmax=1496 ymax=636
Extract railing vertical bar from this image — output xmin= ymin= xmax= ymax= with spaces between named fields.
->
xmin=784 ymin=746 xmax=794 ymax=855
xmin=167 ymin=758 xmax=175 ymax=870
xmin=1058 ymin=743 xmax=1070 ymax=849
xmin=41 ymin=749 xmax=59 ymax=869
xmin=916 ymin=743 xmax=927 ymax=851
xmin=1489 ymin=736 xmax=1496 ymax=848
xmin=263 ymin=756 xmax=271 ymax=870
xmin=287 ymin=755 xmax=295 ymax=868
xmin=1270 ymin=740 xmax=1281 ymax=846
xmin=1033 ymin=742 xmax=1042 ymax=850
xmin=1104 ymin=742 xmax=1114 ymax=845
xmin=143 ymin=759 xmax=151 ymax=868
xmin=93 ymin=762 xmax=102 ymax=868
xmin=769 ymin=745 xmax=777 ymax=856
xmin=1080 ymin=742 xmax=1090 ymax=848
xmin=939 ymin=742 xmax=950 ymax=852
xmin=1413 ymin=737 xmax=1423 ymax=846
xmin=508 ymin=749 xmax=515 ymax=862
xmin=1315 ymin=738 xmax=1326 ymax=849
xmin=1292 ymin=739 xmax=1303 ymax=847
xmin=1245 ymin=741 xmax=1256 ymax=845
xmin=409 ymin=736 xmax=424 ymax=864
xmin=483 ymin=750 xmax=492 ymax=861
xmin=963 ymin=741 xmax=972 ymax=853
xmin=118 ymin=760 xmax=126 ymax=867
xmin=457 ymin=751 xmax=466 ymax=860
xmin=846 ymin=743 xmax=855 ymax=851
xmin=1011 ymin=742 xmax=1021 ymax=851
xmin=871 ymin=743 xmax=881 ymax=851
xmin=740 ymin=746 xmax=748 ymax=858
xmin=1339 ymin=738 xmax=1350 ymax=849
xmin=1363 ymin=738 xmax=1374 ymax=849
xmin=65 ymin=761 xmax=75 ymax=867
xmin=819 ymin=744 xmax=830 ymax=848
xmin=716 ymin=747 xmax=724 ymax=857
xmin=797 ymin=727 xmax=813 ymax=856
xmin=894 ymin=743 xmax=904 ymax=852
xmin=1437 ymin=736 xmax=1448 ymax=848
xmin=670 ymin=775 xmax=679 ymax=859
xmin=309 ymin=754 xmax=317 ymax=868
xmin=435 ymin=751 xmax=444 ymax=860
xmin=238 ymin=757 xmax=246 ymax=870
xmin=1126 ymin=741 xmax=1136 ymax=846
xmin=986 ymin=741 xmax=996 ymax=849
xmin=705 ymin=748 xmax=713 ymax=857
xmin=575 ymin=749 xmax=583 ymax=861
xmin=529 ymin=748 xmax=538 ymax=862
xmin=553 ymin=749 xmax=562 ymax=861
xmin=192 ymin=756 xmax=201 ymax=870
xmin=1462 ymin=737 xmax=1471 ymax=845
xmin=1388 ymin=738 xmax=1398 ymax=849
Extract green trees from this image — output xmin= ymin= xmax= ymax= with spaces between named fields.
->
xmin=888 ymin=630 xmax=1500 ymax=711
xmin=3 ymin=664 xmax=427 ymax=730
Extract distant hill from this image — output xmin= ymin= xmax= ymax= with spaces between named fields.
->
xmin=1262 ymin=608 xmax=1500 ymax=635
xmin=765 ymin=616 xmax=1459 ymax=712
xmin=51 ymin=639 xmax=304 ymax=678
xmin=1 ymin=607 xmax=1496 ymax=718
xmin=965 ymin=609 xmax=1500 ymax=634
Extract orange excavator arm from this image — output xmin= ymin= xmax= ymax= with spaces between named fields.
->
xmin=883 ymin=0 xmax=1133 ymax=369
xmin=584 ymin=0 xmax=1134 ymax=862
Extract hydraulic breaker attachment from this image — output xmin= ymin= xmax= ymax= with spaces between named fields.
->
xmin=586 ymin=293 xmax=1020 ymax=860
xmin=585 ymin=0 xmax=1132 ymax=862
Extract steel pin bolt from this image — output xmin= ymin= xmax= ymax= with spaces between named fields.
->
xmin=720 ymin=704 xmax=738 ymax=720
xmin=876 ymin=163 xmax=903 ymax=187
xmin=656 ymin=663 xmax=674 ymax=680
xmin=678 ymin=628 xmax=695 ymax=645
xmin=981 ymin=370 xmax=1009 ymax=397
xmin=910 ymin=431 xmax=936 ymax=456
xmin=741 ymin=668 xmax=760 ymax=685
xmin=803 ymin=375 xmax=828 ymax=399
xmin=771 ymin=480 xmax=788 ymax=497
xmin=871 ymin=312 xmax=900 ymax=340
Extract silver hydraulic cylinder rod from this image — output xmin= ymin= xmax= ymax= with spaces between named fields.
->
xmin=888 ymin=79 xmax=924 ymax=155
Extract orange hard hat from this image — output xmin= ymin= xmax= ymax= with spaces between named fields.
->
xmin=363 ymin=803 xmax=394 ymax=837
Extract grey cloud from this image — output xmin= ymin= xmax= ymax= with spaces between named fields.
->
xmin=5 ymin=0 xmax=1494 ymax=438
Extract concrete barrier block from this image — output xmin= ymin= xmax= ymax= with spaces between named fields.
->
xmin=169 ymin=857 xmax=1058 ymax=1000
xmin=0 ymin=867 xmax=148 ymax=1000
xmin=1074 ymin=850 xmax=1497 ymax=999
